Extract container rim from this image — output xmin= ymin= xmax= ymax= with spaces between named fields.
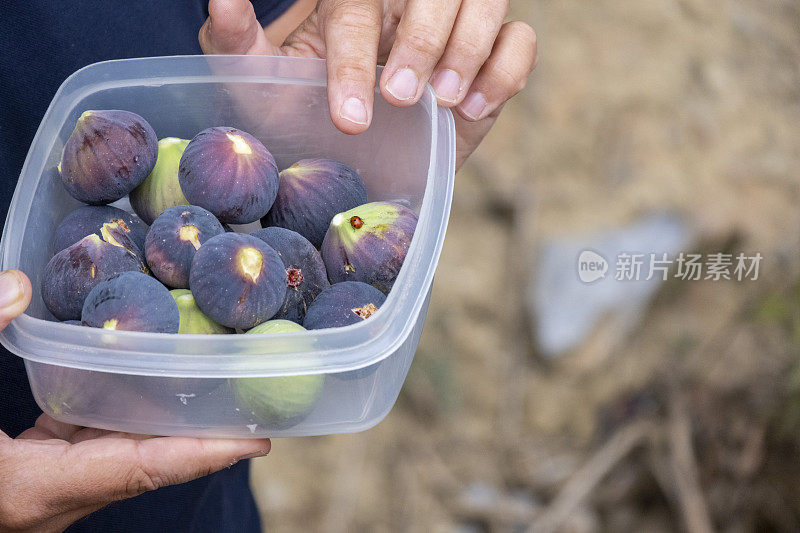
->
xmin=0 ymin=55 xmax=456 ymax=377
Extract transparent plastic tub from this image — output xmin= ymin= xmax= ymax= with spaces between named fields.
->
xmin=0 ymin=56 xmax=455 ymax=437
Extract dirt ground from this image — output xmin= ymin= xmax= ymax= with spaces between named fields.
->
xmin=251 ymin=1 xmax=800 ymax=531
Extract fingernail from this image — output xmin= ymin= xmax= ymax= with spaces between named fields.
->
xmin=0 ymin=271 xmax=22 ymax=308
xmin=339 ymin=97 xmax=368 ymax=125
xmin=236 ymin=449 xmax=269 ymax=461
xmin=458 ymin=92 xmax=488 ymax=120
xmin=431 ymin=69 xmax=461 ymax=103
xmin=386 ymin=68 xmax=420 ymax=101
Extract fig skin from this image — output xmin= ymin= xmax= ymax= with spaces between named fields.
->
xmin=178 ymin=127 xmax=279 ymax=224
xmin=321 ymin=201 xmax=418 ymax=294
xmin=97 ymin=220 xmax=148 ymax=269
xmin=145 ymin=205 xmax=225 ymax=288
xmin=231 ymin=320 xmax=324 ymax=425
xmin=189 ymin=233 xmax=286 ymax=329
xmin=170 ymin=289 xmax=233 ymax=334
xmin=41 ymin=234 xmax=147 ymax=321
xmin=130 ymin=137 xmax=191 ymax=224
xmin=81 ymin=271 xmax=179 ymax=333
xmin=251 ymin=227 xmax=330 ymax=324
xmin=303 ymin=281 xmax=386 ymax=330
xmin=33 ymin=363 xmax=125 ymax=419
xmin=262 ymin=158 xmax=367 ymax=248
xmin=53 ymin=205 xmax=148 ymax=254
xmin=59 ymin=110 xmax=158 ymax=204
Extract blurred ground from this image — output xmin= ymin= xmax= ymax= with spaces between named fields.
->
xmin=251 ymin=1 xmax=800 ymax=531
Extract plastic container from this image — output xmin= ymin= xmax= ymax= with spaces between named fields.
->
xmin=0 ymin=55 xmax=455 ymax=437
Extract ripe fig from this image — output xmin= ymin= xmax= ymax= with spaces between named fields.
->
xmin=41 ymin=234 xmax=147 ymax=320
xmin=321 ymin=202 xmax=418 ymax=294
xmin=129 ymin=137 xmax=191 ymax=224
xmin=251 ymin=227 xmax=330 ymax=324
xmin=53 ymin=205 xmax=148 ymax=254
xmin=170 ymin=289 xmax=233 ymax=334
xmin=33 ymin=363 xmax=125 ymax=420
xmin=189 ymin=233 xmax=286 ymax=329
xmin=97 ymin=220 xmax=148 ymax=268
xmin=303 ymin=281 xmax=386 ymax=330
xmin=178 ymin=127 xmax=278 ymax=224
xmin=262 ymin=158 xmax=367 ymax=248
xmin=231 ymin=320 xmax=324 ymax=424
xmin=59 ymin=110 xmax=157 ymax=204
xmin=81 ymin=271 xmax=179 ymax=333
xmin=145 ymin=205 xmax=225 ymax=288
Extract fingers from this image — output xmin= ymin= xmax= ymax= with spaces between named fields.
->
xmin=451 ymin=106 xmax=503 ymax=171
xmin=0 ymin=433 xmax=268 ymax=531
xmin=0 ymin=270 xmax=31 ymax=331
xmin=17 ymin=414 xmax=83 ymax=441
xmin=429 ymin=0 xmax=507 ymax=106
xmin=199 ymin=0 xmax=278 ymax=55
xmin=62 ymin=436 xmax=270 ymax=504
xmin=379 ymin=0 xmax=462 ymax=106
xmin=70 ymin=427 xmax=155 ymax=443
xmin=456 ymin=21 xmax=537 ymax=122
xmin=315 ymin=0 xmax=382 ymax=134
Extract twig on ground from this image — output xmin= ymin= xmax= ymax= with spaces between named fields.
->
xmin=529 ymin=419 xmax=654 ymax=533
xmin=667 ymin=384 xmax=715 ymax=533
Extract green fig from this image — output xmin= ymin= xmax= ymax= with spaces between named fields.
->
xmin=170 ymin=289 xmax=233 ymax=334
xmin=130 ymin=137 xmax=191 ymax=224
xmin=231 ymin=320 xmax=324 ymax=424
xmin=321 ymin=201 xmax=418 ymax=294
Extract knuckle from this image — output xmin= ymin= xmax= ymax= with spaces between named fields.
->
xmin=448 ymin=37 xmax=491 ymax=66
xmin=123 ymin=464 xmax=159 ymax=498
xmin=492 ymin=63 xmax=528 ymax=96
xmin=399 ymin=26 xmax=446 ymax=63
xmin=333 ymin=62 xmax=374 ymax=86
xmin=324 ymin=0 xmax=380 ymax=27
xmin=507 ymin=21 xmax=538 ymax=61
xmin=476 ymin=0 xmax=510 ymax=27
xmin=507 ymin=20 xmax=537 ymax=41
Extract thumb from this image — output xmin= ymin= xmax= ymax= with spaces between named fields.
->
xmin=199 ymin=0 xmax=280 ymax=55
xmin=0 ymin=270 xmax=32 ymax=331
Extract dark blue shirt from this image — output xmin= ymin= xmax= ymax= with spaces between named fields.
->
xmin=0 ymin=2 xmax=294 ymax=531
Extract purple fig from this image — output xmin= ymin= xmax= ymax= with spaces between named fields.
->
xmin=251 ymin=227 xmax=330 ymax=323
xmin=178 ymin=127 xmax=278 ymax=224
xmin=189 ymin=233 xmax=286 ymax=329
xmin=59 ymin=110 xmax=157 ymax=204
xmin=262 ymin=158 xmax=367 ymax=248
xmin=53 ymin=205 xmax=148 ymax=254
xmin=145 ymin=205 xmax=225 ymax=288
xmin=303 ymin=281 xmax=386 ymax=330
xmin=82 ymin=272 xmax=179 ymax=333
xmin=321 ymin=202 xmax=418 ymax=294
xmin=41 ymin=233 xmax=147 ymax=321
